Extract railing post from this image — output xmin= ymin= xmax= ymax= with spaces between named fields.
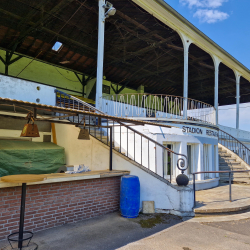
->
xmin=229 ymin=171 xmax=232 ymax=202
xmin=193 ymin=173 xmax=196 ymax=208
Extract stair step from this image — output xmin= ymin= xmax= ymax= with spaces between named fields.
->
xmin=219 ymin=159 xmax=237 ymax=163
xmin=219 ymin=173 xmax=250 ymax=178
xmin=219 ymin=162 xmax=241 ymax=166
xmin=219 ymin=150 xmax=227 ymax=153
xmin=219 ymin=167 xmax=246 ymax=171
xmin=220 ymin=178 xmax=250 ymax=184
xmin=219 ymin=154 xmax=231 ymax=157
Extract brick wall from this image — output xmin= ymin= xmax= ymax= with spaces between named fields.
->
xmin=0 ymin=177 xmax=121 ymax=240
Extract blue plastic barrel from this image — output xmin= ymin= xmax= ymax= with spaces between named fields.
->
xmin=120 ymin=175 xmax=140 ymax=218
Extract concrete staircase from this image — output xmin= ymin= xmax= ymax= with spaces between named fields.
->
xmin=219 ymin=146 xmax=250 ymax=184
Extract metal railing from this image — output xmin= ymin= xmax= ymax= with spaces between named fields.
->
xmin=192 ymin=170 xmax=250 ymax=208
xmin=102 ymin=93 xmax=216 ymax=125
xmin=55 ymin=90 xmax=188 ymax=183
xmin=55 ymin=90 xmax=97 ymax=113
xmin=219 ymin=129 xmax=250 ymax=165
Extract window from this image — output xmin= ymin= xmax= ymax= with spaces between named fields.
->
xmin=214 ymin=145 xmax=217 ymax=172
xmin=163 ymin=144 xmax=173 ymax=177
xmin=52 ymin=41 xmax=63 ymax=52
xmin=204 ymin=144 xmax=210 ymax=179
xmin=187 ymin=145 xmax=192 ymax=175
xmin=103 ymin=85 xmax=110 ymax=94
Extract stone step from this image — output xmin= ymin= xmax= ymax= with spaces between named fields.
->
xmin=219 ymin=158 xmax=237 ymax=163
xmin=219 ymin=178 xmax=250 ymax=184
xmin=219 ymin=153 xmax=232 ymax=157
xmin=218 ymin=150 xmax=227 ymax=153
xmin=219 ymin=166 xmax=246 ymax=171
xmin=219 ymin=162 xmax=241 ymax=166
xmin=219 ymin=173 xmax=250 ymax=178
xmin=219 ymin=176 xmax=250 ymax=180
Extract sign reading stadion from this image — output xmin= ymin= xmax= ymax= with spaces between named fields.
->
xmin=182 ymin=126 xmax=218 ymax=137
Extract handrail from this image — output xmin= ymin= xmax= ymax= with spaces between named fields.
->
xmin=218 ymin=128 xmax=250 ymax=165
xmin=102 ymin=93 xmax=216 ymax=125
xmin=192 ymin=170 xmax=250 ymax=208
xmin=55 ymin=89 xmax=189 ymax=182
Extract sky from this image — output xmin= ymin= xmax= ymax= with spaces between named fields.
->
xmin=164 ymin=0 xmax=250 ymax=132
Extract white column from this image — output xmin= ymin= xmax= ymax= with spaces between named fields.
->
xmin=212 ymin=56 xmax=220 ymax=125
xmin=235 ymin=72 xmax=241 ymax=129
xmin=95 ymin=0 xmax=106 ymax=111
xmin=179 ymin=33 xmax=192 ymax=120
xmin=196 ymin=143 xmax=203 ymax=181
xmin=180 ymin=141 xmax=187 ymax=175
xmin=215 ymin=145 xmax=219 ymax=178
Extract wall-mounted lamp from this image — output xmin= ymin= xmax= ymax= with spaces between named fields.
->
xmin=103 ymin=1 xmax=116 ymax=20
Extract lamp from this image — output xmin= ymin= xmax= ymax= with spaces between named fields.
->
xmin=77 ymin=120 xmax=90 ymax=140
xmin=20 ymin=112 xmax=40 ymax=137
xmin=103 ymin=2 xmax=116 ymax=20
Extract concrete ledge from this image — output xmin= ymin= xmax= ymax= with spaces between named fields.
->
xmin=172 ymin=178 xmax=220 ymax=191
xmin=0 ymin=170 xmax=130 ymax=188
xmin=194 ymin=184 xmax=250 ymax=216
xmin=194 ymin=199 xmax=250 ymax=214
xmin=190 ymin=211 xmax=250 ymax=222
xmin=189 ymin=178 xmax=220 ymax=191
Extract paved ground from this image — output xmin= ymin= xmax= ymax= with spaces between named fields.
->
xmin=195 ymin=184 xmax=250 ymax=213
xmin=1 ymin=211 xmax=250 ymax=250
xmin=118 ymin=220 xmax=250 ymax=250
xmin=0 ymin=212 xmax=182 ymax=250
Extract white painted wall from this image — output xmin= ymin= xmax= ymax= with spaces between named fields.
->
xmin=55 ymin=123 xmax=109 ymax=170
xmin=113 ymin=124 xmax=218 ymax=182
xmin=54 ymin=123 xmax=194 ymax=215
xmin=0 ymin=75 xmax=55 ymax=106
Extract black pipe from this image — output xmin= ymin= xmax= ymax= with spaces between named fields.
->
xmin=18 ymin=183 xmax=27 ymax=249
xmin=193 ymin=174 xmax=196 ymax=208
xmin=109 ymin=126 xmax=112 ymax=171
xmin=229 ymin=171 xmax=232 ymax=202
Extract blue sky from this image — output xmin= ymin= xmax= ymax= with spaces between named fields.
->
xmin=165 ymin=0 xmax=250 ymax=69
xmin=164 ymin=0 xmax=250 ymax=132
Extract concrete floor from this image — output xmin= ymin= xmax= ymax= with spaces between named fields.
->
xmin=0 ymin=212 xmax=182 ymax=250
xmin=118 ymin=219 xmax=250 ymax=250
xmin=195 ymin=184 xmax=250 ymax=213
xmin=1 ymin=212 xmax=250 ymax=250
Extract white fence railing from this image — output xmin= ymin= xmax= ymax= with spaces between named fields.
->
xmin=102 ymin=94 xmax=216 ymax=125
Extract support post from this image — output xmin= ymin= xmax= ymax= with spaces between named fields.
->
xmin=95 ymin=0 xmax=106 ymax=111
xmin=179 ymin=33 xmax=192 ymax=119
xmin=193 ymin=173 xmax=196 ymax=208
xmin=18 ymin=183 xmax=27 ymax=249
xmin=109 ymin=126 xmax=113 ymax=171
xmin=212 ymin=56 xmax=220 ymax=125
xmin=235 ymin=72 xmax=241 ymax=129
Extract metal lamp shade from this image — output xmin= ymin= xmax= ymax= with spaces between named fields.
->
xmin=20 ymin=124 xmax=40 ymax=137
xmin=78 ymin=128 xmax=90 ymax=140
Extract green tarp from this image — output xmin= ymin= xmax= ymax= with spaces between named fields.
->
xmin=0 ymin=140 xmax=65 ymax=177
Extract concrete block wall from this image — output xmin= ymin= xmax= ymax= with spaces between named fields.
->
xmin=0 ymin=177 xmax=120 ymax=240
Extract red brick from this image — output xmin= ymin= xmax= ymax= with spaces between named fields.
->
xmin=0 ymin=176 xmax=120 ymax=239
